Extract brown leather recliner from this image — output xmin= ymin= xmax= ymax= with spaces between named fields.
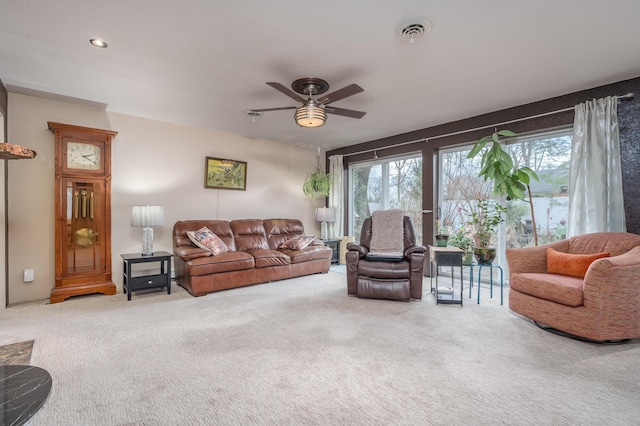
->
xmin=346 ymin=215 xmax=426 ymax=301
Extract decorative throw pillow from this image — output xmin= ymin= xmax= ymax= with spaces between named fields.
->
xmin=279 ymin=235 xmax=316 ymax=251
xmin=546 ymin=248 xmax=610 ymax=278
xmin=187 ymin=227 xmax=227 ymax=255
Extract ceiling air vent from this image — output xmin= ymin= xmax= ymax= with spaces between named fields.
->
xmin=396 ymin=18 xmax=432 ymax=43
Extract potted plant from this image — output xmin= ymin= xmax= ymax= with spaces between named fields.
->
xmin=303 ymin=166 xmax=332 ymax=200
xmin=466 ymin=199 xmax=506 ymax=265
xmin=466 ymin=130 xmax=540 ymax=245
xmin=447 ymin=229 xmax=474 ymax=265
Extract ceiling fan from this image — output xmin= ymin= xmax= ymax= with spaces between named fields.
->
xmin=248 ymin=77 xmax=366 ymax=128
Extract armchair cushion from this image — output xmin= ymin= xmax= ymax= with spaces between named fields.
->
xmin=546 ymin=248 xmax=610 ymax=278
xmin=510 ymin=272 xmax=584 ymax=307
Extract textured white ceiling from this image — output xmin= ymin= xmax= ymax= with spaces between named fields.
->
xmin=1 ymin=0 xmax=640 ymax=150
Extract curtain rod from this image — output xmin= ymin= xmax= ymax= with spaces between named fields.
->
xmin=341 ymin=92 xmax=635 ymax=158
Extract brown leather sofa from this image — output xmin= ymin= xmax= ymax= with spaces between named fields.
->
xmin=507 ymin=232 xmax=640 ymax=342
xmin=173 ymin=219 xmax=332 ymax=296
xmin=345 ymin=216 xmax=426 ymax=301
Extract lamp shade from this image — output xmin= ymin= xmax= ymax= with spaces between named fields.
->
xmin=295 ymin=102 xmax=326 ymax=128
xmin=131 ymin=205 xmax=164 ymax=227
xmin=315 ymin=207 xmax=335 ymax=223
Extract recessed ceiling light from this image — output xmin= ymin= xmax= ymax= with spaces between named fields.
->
xmin=90 ymin=39 xmax=108 ymax=48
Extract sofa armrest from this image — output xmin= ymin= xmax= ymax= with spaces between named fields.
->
xmin=173 ymin=246 xmax=212 ymax=261
xmin=583 ymin=246 xmax=640 ymax=310
xmin=346 ymin=243 xmax=369 ymax=258
xmin=506 ymin=240 xmax=570 ymax=276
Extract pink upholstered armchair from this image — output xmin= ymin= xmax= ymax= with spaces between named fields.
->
xmin=506 ymin=232 xmax=640 ymax=342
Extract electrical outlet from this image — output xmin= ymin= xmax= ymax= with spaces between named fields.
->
xmin=23 ymin=269 xmax=34 ymax=283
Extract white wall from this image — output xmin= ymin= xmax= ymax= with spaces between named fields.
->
xmin=7 ymin=93 xmax=321 ymax=304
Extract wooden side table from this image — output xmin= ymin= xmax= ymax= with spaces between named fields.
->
xmin=429 ymin=246 xmax=464 ymax=306
xmin=121 ymin=251 xmax=173 ymax=300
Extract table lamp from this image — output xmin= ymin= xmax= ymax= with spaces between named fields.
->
xmin=315 ymin=207 xmax=335 ymax=241
xmin=131 ymin=205 xmax=164 ymax=256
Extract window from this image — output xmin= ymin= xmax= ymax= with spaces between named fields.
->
xmin=349 ymin=154 xmax=422 ymax=244
xmin=438 ymin=129 xmax=572 ymax=264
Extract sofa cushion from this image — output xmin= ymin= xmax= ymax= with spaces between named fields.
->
xmin=187 ymin=227 xmax=228 ymax=255
xmin=264 ymin=219 xmax=305 ymax=250
xmin=245 ymin=249 xmax=291 ymax=268
xmin=186 ymin=251 xmax=255 ymax=275
xmin=283 ymin=245 xmax=333 ymax=264
xmin=174 ymin=220 xmax=236 ymax=251
xmin=546 ymin=248 xmax=609 ymax=278
xmin=279 ymin=235 xmax=316 ymax=250
xmin=231 ymin=219 xmax=270 ymax=251
xmin=174 ymin=246 xmax=212 ymax=261
xmin=510 ymin=272 xmax=584 ymax=307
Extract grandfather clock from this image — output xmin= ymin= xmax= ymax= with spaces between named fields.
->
xmin=49 ymin=122 xmax=117 ymax=303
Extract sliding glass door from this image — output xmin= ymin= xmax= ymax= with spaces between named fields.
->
xmin=348 ymin=154 xmax=422 ymax=244
xmin=438 ymin=129 xmax=572 ymax=267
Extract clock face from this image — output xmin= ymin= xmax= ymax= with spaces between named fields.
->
xmin=66 ymin=142 xmax=102 ymax=170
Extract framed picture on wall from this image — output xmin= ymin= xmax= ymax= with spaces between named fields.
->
xmin=204 ymin=157 xmax=247 ymax=190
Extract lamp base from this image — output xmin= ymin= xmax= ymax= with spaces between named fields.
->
xmin=142 ymin=226 xmax=154 ymax=256
xmin=320 ymin=221 xmax=328 ymax=241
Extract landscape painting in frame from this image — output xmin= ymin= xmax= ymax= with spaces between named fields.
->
xmin=205 ymin=157 xmax=247 ymax=190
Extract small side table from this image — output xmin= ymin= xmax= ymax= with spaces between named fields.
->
xmin=323 ymin=239 xmax=340 ymax=265
xmin=469 ymin=264 xmax=504 ymax=305
xmin=121 ymin=251 xmax=173 ymax=301
xmin=0 ymin=365 xmax=52 ymax=426
xmin=429 ymin=246 xmax=464 ymax=306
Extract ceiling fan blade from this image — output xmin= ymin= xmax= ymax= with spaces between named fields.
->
xmin=249 ymin=106 xmax=297 ymax=112
xmin=317 ymin=84 xmax=364 ymax=105
xmin=324 ymin=106 xmax=366 ymax=119
xmin=266 ymin=82 xmax=306 ymax=103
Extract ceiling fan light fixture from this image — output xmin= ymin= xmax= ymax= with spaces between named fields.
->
xmin=295 ymin=104 xmax=326 ymax=128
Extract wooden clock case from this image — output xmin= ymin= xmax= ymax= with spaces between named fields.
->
xmin=49 ymin=121 xmax=117 ymax=303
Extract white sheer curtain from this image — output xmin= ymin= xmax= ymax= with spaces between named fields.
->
xmin=568 ymin=96 xmax=626 ymax=236
xmin=328 ymin=154 xmax=344 ymax=238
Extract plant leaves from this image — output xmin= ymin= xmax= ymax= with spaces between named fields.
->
xmin=517 ymin=170 xmax=530 ymax=184
xmin=466 ymin=137 xmax=489 ymax=158
xmin=519 ymin=166 xmax=539 ymax=181
xmin=496 ymin=130 xmax=517 ymax=137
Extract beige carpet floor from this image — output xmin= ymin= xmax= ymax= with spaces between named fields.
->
xmin=1 ymin=271 xmax=639 ymax=425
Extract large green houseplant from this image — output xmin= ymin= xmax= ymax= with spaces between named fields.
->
xmin=466 ymin=130 xmax=540 ymax=245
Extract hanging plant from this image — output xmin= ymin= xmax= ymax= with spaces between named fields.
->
xmin=303 ymin=167 xmax=332 ymax=199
